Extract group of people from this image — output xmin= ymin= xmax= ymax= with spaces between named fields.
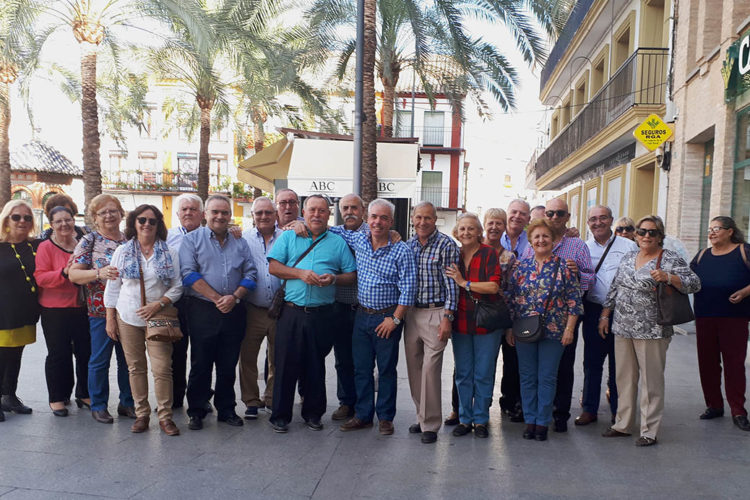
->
xmin=0 ymin=190 xmax=748 ymax=447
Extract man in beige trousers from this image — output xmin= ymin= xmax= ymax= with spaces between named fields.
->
xmin=403 ymin=202 xmax=460 ymax=444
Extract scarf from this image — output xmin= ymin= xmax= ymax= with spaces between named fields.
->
xmin=119 ymin=238 xmax=174 ymax=286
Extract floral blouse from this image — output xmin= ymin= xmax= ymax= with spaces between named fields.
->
xmin=73 ymin=231 xmax=127 ymax=318
xmin=509 ymin=255 xmax=583 ymax=341
xmin=604 ymin=249 xmax=701 ymax=339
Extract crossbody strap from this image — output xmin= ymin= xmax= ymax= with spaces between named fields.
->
xmin=280 ymin=232 xmax=328 ymax=290
xmin=137 ymin=253 xmax=147 ymax=308
xmin=594 ymin=235 xmax=617 ymax=274
xmin=541 ymin=257 xmax=562 ymax=319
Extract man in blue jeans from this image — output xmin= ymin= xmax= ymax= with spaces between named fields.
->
xmin=333 ymin=199 xmax=416 ymax=436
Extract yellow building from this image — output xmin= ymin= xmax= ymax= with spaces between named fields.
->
xmin=535 ymin=0 xmax=671 ymax=239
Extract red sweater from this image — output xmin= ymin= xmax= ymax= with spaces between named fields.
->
xmin=34 ymin=239 xmax=81 ymax=309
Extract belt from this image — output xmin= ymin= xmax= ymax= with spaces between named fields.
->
xmin=415 ymin=301 xmax=444 ymax=309
xmin=285 ymin=302 xmax=334 ymax=314
xmin=359 ymin=305 xmax=397 ymax=315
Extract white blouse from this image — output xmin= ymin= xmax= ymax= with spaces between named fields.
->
xmin=103 ymin=245 xmax=183 ymax=327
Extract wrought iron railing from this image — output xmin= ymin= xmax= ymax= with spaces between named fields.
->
xmin=416 ymin=187 xmax=459 ymax=209
xmin=394 ymin=126 xmax=451 ymax=147
xmin=102 ymin=170 xmax=232 ymax=193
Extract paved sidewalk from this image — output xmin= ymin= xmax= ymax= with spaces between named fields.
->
xmin=0 ymin=326 xmax=748 ymax=499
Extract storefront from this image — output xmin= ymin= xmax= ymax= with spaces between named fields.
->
xmin=726 ymin=27 xmax=750 ymax=236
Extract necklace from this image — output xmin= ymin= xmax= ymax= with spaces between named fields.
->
xmin=10 ymin=242 xmax=37 ymax=292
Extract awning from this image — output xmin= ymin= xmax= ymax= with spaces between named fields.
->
xmin=237 ymin=137 xmax=293 ymax=193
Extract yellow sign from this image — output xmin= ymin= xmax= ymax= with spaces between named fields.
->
xmin=633 ymin=114 xmax=673 ymax=151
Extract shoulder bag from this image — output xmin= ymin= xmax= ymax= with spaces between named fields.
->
xmin=655 ymin=250 xmax=694 ymax=326
xmin=471 ymin=248 xmax=512 ymax=331
xmin=267 ymin=233 xmax=328 ymax=319
xmin=513 ymin=258 xmax=561 ymax=343
xmin=138 ymin=255 xmax=183 ymax=343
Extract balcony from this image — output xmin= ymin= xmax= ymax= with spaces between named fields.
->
xmin=539 ymin=0 xmax=595 ymax=92
xmin=415 ymin=186 xmax=459 ymax=209
xmin=394 ymin=126 xmax=451 ymax=147
xmin=102 ymin=170 xmax=232 ymax=193
xmin=536 ymin=48 xmax=668 ymax=181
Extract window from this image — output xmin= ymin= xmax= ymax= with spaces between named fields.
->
xmin=423 ymin=111 xmax=445 ymax=146
xmin=12 ymin=189 xmax=31 ymax=202
xmin=108 ymin=151 xmax=127 ymax=172
xmin=139 ymin=106 xmax=157 ymax=139
xmin=699 ymin=140 xmax=714 ymax=246
xmin=210 ymin=155 xmax=228 ymax=190
xmin=421 ymin=171 xmax=443 ymax=207
xmin=568 ymin=187 xmax=581 ymax=230
xmin=395 ymin=110 xmax=412 ymax=138
xmin=212 ymin=127 xmax=228 ymax=142
xmin=732 ymin=108 xmax=750 ymax=237
xmin=591 ymin=46 xmax=609 ymax=96
xmin=177 ymin=153 xmax=198 ymax=191
xmin=605 ymin=176 xmax=622 ymax=221
xmin=613 ymin=13 xmax=634 ymax=71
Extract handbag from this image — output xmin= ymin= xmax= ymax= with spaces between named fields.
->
xmin=513 ymin=258 xmax=561 ymax=343
xmin=138 ymin=256 xmax=183 ymax=343
xmin=655 ymin=250 xmax=694 ymax=326
xmin=471 ymin=296 xmax=512 ymax=331
xmin=267 ymin=233 xmax=328 ymax=319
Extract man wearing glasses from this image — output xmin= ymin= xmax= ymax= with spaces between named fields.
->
xmin=276 ymin=189 xmax=301 ymax=227
xmin=576 ymin=206 xmax=637 ymax=427
xmin=520 ymin=198 xmax=594 ymax=432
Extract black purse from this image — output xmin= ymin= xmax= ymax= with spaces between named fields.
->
xmin=471 ymin=296 xmax=512 ymax=331
xmin=513 ymin=258 xmax=561 ymax=343
xmin=267 ymin=233 xmax=327 ymax=319
xmin=655 ymin=250 xmax=694 ymax=326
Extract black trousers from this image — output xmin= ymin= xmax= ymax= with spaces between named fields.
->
xmin=329 ymin=302 xmax=357 ymax=407
xmin=186 ymin=298 xmax=246 ymax=419
xmin=553 ymin=316 xmax=583 ymax=422
xmin=40 ymin=307 xmax=90 ymax=402
xmin=499 ymin=334 xmax=522 ymax=411
xmin=0 ymin=346 xmax=24 ymax=396
xmin=271 ymin=304 xmax=335 ymax=425
xmin=172 ymin=297 xmax=191 ymax=406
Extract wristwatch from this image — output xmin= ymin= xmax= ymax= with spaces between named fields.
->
xmin=444 ymin=313 xmax=455 ymax=322
xmin=465 ymin=281 xmax=471 ymax=292
xmin=233 ymin=293 xmax=241 ymax=304
xmin=392 ymin=316 xmax=402 ymax=326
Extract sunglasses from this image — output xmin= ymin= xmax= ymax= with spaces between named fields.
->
xmin=10 ymin=214 xmax=33 ymax=222
xmin=636 ymin=228 xmax=660 ymax=237
xmin=136 ymin=217 xmax=158 ymax=226
xmin=615 ymin=225 xmax=634 ymax=233
xmin=545 ymin=210 xmax=568 ymax=218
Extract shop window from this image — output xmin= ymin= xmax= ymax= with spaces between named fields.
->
xmin=605 ymin=175 xmax=622 ymax=221
xmin=732 ymin=108 xmax=750 ymax=236
xmin=699 ymin=140 xmax=714 ymax=246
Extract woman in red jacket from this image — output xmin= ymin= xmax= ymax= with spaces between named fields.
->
xmin=34 ymin=206 xmax=90 ymax=416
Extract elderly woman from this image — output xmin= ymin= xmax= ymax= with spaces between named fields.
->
xmin=690 ymin=216 xmax=750 ymax=432
xmin=40 ymin=193 xmax=87 ymax=241
xmin=600 ymin=215 xmax=700 ymax=446
xmin=614 ymin=217 xmax=635 ymax=242
xmin=34 ymin=207 xmax=90 ymax=416
xmin=70 ymin=194 xmax=134 ymax=424
xmin=445 ymin=213 xmax=504 ymax=438
xmin=507 ymin=219 xmax=583 ymax=442
xmin=104 ymin=205 xmax=182 ymax=435
xmin=0 ymin=200 xmax=40 ymax=420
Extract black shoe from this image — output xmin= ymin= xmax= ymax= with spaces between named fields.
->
xmin=733 ymin=415 xmax=750 ymax=431
xmin=444 ymin=412 xmax=459 ymax=426
xmin=408 ymin=423 xmax=422 ymax=434
xmin=218 ymin=413 xmax=244 ymax=427
xmin=75 ymin=398 xmax=91 ymax=409
xmin=188 ymin=416 xmax=203 ymax=430
xmin=421 ymin=431 xmax=437 ymax=443
xmin=270 ymin=420 xmax=289 ymax=433
xmin=305 ymin=418 xmax=323 ymax=431
xmin=699 ymin=407 xmax=724 ymax=420
xmin=523 ymin=424 xmax=535 ymax=440
xmin=452 ymin=423 xmax=472 ymax=437
xmin=1 ymin=395 xmax=32 ymax=414
xmin=474 ymin=424 xmax=489 ymax=438
xmin=535 ymin=426 xmax=548 ymax=441
xmin=117 ymin=404 xmax=137 ymax=419
xmin=204 ymin=401 xmax=214 ymax=414
xmin=244 ymin=406 xmax=259 ymax=420
xmin=92 ymin=409 xmax=114 ymax=424
xmin=553 ymin=418 xmax=567 ymax=433
xmin=509 ymin=408 xmax=525 ymax=423
xmin=0 ymin=409 xmax=4 ymax=422
xmin=50 ymin=404 xmax=68 ymax=417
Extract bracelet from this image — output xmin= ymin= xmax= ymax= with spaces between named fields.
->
xmin=599 ymin=315 xmax=609 ymax=321
xmin=96 ymin=268 xmax=100 ymax=279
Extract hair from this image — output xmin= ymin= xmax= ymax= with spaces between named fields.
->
xmin=125 ymin=204 xmax=168 ymax=241
xmin=483 ymin=208 xmax=507 ymax=226
xmin=339 ymin=193 xmax=365 ymax=211
xmin=614 ymin=216 xmax=635 ymax=229
xmin=531 ymin=205 xmax=545 ymax=213
xmin=44 ymin=193 xmax=78 ymax=219
xmin=205 ymin=194 xmax=232 ymax=212
xmin=412 ymin=201 xmax=437 ymax=218
xmin=49 ymin=206 xmax=74 ymax=221
xmin=88 ymin=194 xmax=125 ymax=225
xmin=636 ymin=215 xmax=665 ymax=246
xmin=276 ymin=188 xmax=299 ymax=201
xmin=368 ymin=198 xmax=395 ymax=218
xmin=508 ymin=199 xmax=530 ymax=212
xmin=452 ymin=212 xmax=483 ymax=244
xmin=526 ymin=218 xmax=554 ymax=240
xmin=588 ymin=205 xmax=613 ymax=219
xmin=174 ymin=193 xmax=203 ymax=212
xmin=711 ymin=216 xmax=746 ymax=244
xmin=0 ymin=200 xmax=37 ymax=242
xmin=303 ymin=194 xmax=330 ymax=209
xmin=252 ymin=196 xmax=276 ymax=212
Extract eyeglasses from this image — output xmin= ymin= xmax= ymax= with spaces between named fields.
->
xmin=278 ymin=200 xmax=298 ymax=207
xmin=136 ymin=217 xmax=158 ymax=226
xmin=10 ymin=214 xmax=33 ymax=222
xmin=587 ymin=215 xmax=611 ymax=224
xmin=615 ymin=225 xmax=634 ymax=233
xmin=707 ymin=227 xmax=728 ymax=234
xmin=253 ymin=210 xmax=275 ymax=216
xmin=636 ymin=228 xmax=660 ymax=237
xmin=96 ymin=209 xmax=119 ymax=218
xmin=545 ymin=210 xmax=568 ymax=218
xmin=51 ymin=218 xmax=74 ymax=226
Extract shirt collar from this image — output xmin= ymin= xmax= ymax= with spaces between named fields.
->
xmin=409 ymin=228 xmax=439 ymax=247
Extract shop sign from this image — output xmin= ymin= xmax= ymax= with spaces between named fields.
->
xmin=633 ymin=114 xmax=673 ymax=151
xmin=724 ymin=29 xmax=750 ymax=102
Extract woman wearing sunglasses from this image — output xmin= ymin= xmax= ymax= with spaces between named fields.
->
xmin=0 ymin=200 xmax=41 ymax=421
xmin=599 ymin=215 xmax=700 ymax=446
xmin=690 ymin=216 xmax=750 ymax=432
xmin=103 ymin=205 xmax=182 ymax=435
xmin=613 ymin=217 xmax=636 ymax=241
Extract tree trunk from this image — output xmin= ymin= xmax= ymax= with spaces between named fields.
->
xmin=381 ymin=68 xmax=399 ymax=138
xmin=361 ymin=0 xmax=378 ymax=204
xmin=197 ymin=97 xmax=212 ymax=202
xmin=80 ymin=44 xmax=101 ymax=221
xmin=252 ymin=107 xmax=265 ymax=198
xmin=0 ymin=83 xmax=11 ymax=206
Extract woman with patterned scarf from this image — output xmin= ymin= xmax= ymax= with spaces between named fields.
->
xmin=103 ymin=205 xmax=183 ymax=436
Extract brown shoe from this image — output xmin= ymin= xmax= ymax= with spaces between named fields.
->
xmin=339 ymin=417 xmax=373 ymax=432
xmin=575 ymin=412 xmax=598 ymax=426
xmin=378 ymin=420 xmax=394 ymax=435
xmin=602 ymin=427 xmax=631 ymax=437
xmin=131 ymin=416 xmax=149 ymax=433
xmin=444 ymin=411 xmax=459 ymax=426
xmin=159 ymin=419 xmax=180 ymax=436
xmin=332 ymin=404 xmax=354 ymax=421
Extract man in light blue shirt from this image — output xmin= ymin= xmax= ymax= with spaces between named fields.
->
xmin=576 ymin=205 xmax=638 ymax=428
xmin=267 ymin=195 xmax=357 ymax=433
xmin=179 ymin=195 xmax=257 ymax=430
xmin=500 ymin=199 xmax=531 ymax=257
xmin=239 ymin=196 xmax=283 ymax=420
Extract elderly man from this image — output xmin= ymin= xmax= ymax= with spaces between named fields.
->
xmin=403 ymin=201 xmax=459 ymax=444
xmin=521 ymin=198 xmax=594 ymax=432
xmin=502 ymin=199 xmax=531 ymax=257
xmin=276 ymin=188 xmax=301 ymax=227
xmin=576 ymin=205 xmax=637 ymax=426
xmin=179 ymin=195 xmax=257 ymax=430
xmin=239 ymin=196 xmax=283 ymax=420
xmin=334 ymin=199 xmax=417 ymax=436
xmin=267 ymin=195 xmax=357 ymax=433
xmin=328 ymin=194 xmax=368 ymax=421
